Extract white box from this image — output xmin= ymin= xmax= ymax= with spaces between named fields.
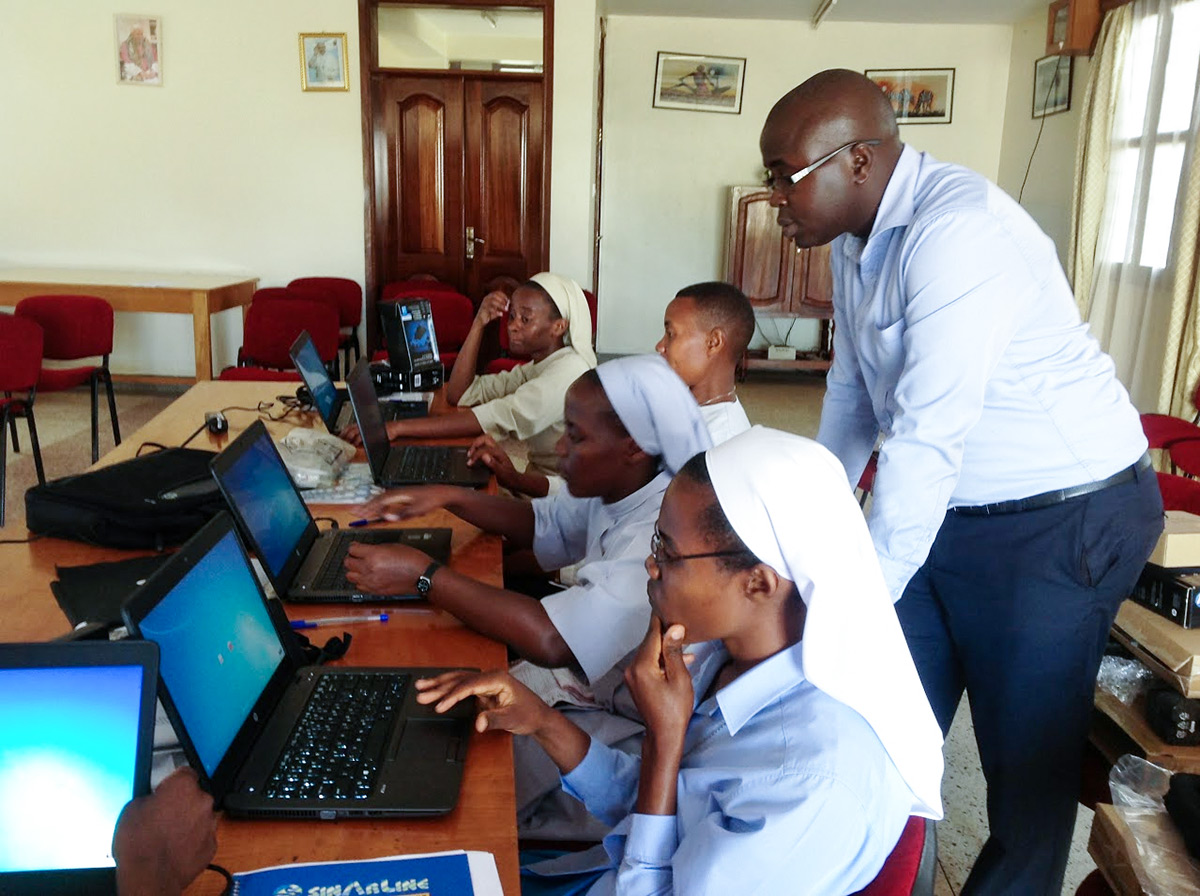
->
xmin=766 ymin=345 xmax=797 ymax=361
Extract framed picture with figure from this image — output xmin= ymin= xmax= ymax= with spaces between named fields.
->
xmin=300 ymin=33 xmax=349 ymax=92
xmin=864 ymin=68 xmax=954 ymax=124
xmin=115 ymin=14 xmax=162 ymax=85
xmin=653 ymin=52 xmax=746 ymax=114
xmin=1033 ymin=55 xmax=1073 ymax=118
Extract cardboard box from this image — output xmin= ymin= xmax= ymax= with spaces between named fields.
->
xmin=1113 ymin=601 xmax=1200 ymax=697
xmin=1148 ymin=510 xmax=1200 ymax=568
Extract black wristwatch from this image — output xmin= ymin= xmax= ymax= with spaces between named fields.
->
xmin=416 ymin=560 xmax=441 ymax=597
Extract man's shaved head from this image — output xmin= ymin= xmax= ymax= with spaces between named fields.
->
xmin=760 ymin=69 xmax=903 ymax=247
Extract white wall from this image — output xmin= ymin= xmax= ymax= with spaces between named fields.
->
xmin=0 ymin=0 xmax=597 ymax=377
xmin=995 ymin=10 xmax=1091 ymax=266
xmin=596 ymin=15 xmax=1015 ymax=355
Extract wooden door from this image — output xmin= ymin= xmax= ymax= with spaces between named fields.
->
xmin=792 ymin=242 xmax=834 ymax=318
xmin=373 ymin=74 xmax=545 ymax=300
xmin=725 ymin=186 xmax=799 ymax=314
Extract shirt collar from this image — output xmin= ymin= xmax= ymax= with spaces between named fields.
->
xmin=866 ymin=143 xmax=920 ymax=242
xmin=713 ymin=640 xmax=807 ymax=736
xmin=602 ymin=469 xmax=670 ymax=513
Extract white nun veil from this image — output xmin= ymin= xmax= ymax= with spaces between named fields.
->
xmin=705 ymin=426 xmax=944 ymax=819
xmin=529 ymin=272 xmax=596 ymax=368
xmin=596 ymin=354 xmax=712 ymax=476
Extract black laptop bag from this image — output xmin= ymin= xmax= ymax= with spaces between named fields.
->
xmin=25 ymin=448 xmax=224 ymax=550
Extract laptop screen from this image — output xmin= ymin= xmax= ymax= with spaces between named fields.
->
xmin=346 ymin=359 xmax=390 ymax=479
xmin=134 ymin=527 xmax=286 ymax=776
xmin=0 ymin=642 xmax=156 ymax=877
xmin=290 ymin=331 xmax=339 ymax=426
xmin=216 ymin=425 xmax=312 ymax=580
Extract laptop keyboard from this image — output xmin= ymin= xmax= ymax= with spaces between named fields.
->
xmin=265 ymin=671 xmax=411 ymax=801
xmin=385 ymin=446 xmax=455 ymax=482
xmin=311 ymin=531 xmax=394 ymax=591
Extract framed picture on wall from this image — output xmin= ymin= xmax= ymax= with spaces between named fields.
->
xmin=1033 ymin=54 xmax=1073 ymax=118
xmin=300 ymin=32 xmax=349 ymax=91
xmin=115 ymin=14 xmax=162 ymax=85
xmin=652 ymin=52 xmax=746 ymax=114
xmin=864 ymin=68 xmax=954 ymax=124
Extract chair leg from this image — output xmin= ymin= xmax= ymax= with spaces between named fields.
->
xmin=90 ymin=373 xmax=100 ymax=464
xmin=103 ymin=365 xmax=121 ymax=447
xmin=7 ymin=410 xmax=18 ymax=454
xmin=26 ymin=405 xmax=45 ymax=485
xmin=353 ymin=325 xmax=362 ymax=363
xmin=1 ymin=408 xmax=8 ymax=527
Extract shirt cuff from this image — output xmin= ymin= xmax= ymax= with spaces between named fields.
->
xmin=562 ymin=738 xmax=618 ymax=803
xmin=622 ymin=813 xmax=678 ymax=868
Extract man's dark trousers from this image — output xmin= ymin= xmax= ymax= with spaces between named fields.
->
xmin=896 ymin=466 xmax=1162 ymax=896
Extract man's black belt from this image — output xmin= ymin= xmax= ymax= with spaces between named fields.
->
xmin=951 ymin=453 xmax=1153 ymax=517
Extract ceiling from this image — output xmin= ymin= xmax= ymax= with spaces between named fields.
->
xmin=600 ymin=0 xmax=1048 ymax=25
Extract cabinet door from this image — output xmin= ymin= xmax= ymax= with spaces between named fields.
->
xmin=791 ymin=242 xmax=834 ymax=318
xmin=725 ymin=186 xmax=799 ymax=314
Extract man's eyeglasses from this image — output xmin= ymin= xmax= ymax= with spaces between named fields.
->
xmin=650 ymin=528 xmax=753 ymax=566
xmin=764 ymin=139 xmax=883 ymax=191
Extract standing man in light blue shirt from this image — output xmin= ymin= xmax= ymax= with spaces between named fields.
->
xmin=760 ymin=69 xmax=1163 ymax=895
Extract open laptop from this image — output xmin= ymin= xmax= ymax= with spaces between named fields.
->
xmin=0 ymin=640 xmax=158 ymax=896
xmin=121 ymin=513 xmax=474 ymax=819
xmin=210 ymin=419 xmax=451 ymax=603
xmin=290 ymin=331 xmax=425 ymax=433
xmin=346 ymin=358 xmax=490 ymax=489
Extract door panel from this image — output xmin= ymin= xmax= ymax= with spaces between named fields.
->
xmin=373 ymin=74 xmax=544 ymax=302
xmin=464 ymin=79 xmax=544 ymax=297
xmin=375 ymin=76 xmax=464 ymax=287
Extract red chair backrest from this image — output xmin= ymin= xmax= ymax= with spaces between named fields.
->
xmin=288 ymin=277 xmax=363 ymax=327
xmin=14 ymin=295 xmax=113 ymax=359
xmin=1140 ymin=412 xmax=1200 ymax=450
xmin=251 ymin=286 xmax=302 ymax=304
xmin=0 ymin=314 xmax=44 ymax=392
xmin=240 ymin=300 xmax=338 ymax=370
xmin=852 ymin=816 xmax=930 ymax=896
xmin=381 ymin=279 xmax=461 ymax=301
xmin=583 ymin=288 xmax=598 ymax=341
xmin=426 ymin=292 xmax=475 ymax=351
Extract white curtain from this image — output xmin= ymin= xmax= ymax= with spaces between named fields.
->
xmin=1084 ymin=0 xmax=1200 ymax=412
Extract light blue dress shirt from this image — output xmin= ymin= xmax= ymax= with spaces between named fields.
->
xmin=526 ymin=639 xmax=915 ymax=895
xmin=817 ymin=146 xmax=1147 ymax=599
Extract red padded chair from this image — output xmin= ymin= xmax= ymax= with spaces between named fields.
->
xmin=246 ymin=287 xmax=298 ymax=304
xmin=381 ymin=278 xmax=461 ymax=301
xmin=230 ymin=300 xmax=338 ymax=380
xmin=582 ymin=288 xmax=598 ymax=345
xmin=1141 ymin=412 xmax=1200 ymax=473
xmin=15 ymin=294 xmax=120 ymax=464
xmin=289 ymin=277 xmax=363 ymax=372
xmin=1168 ymin=438 xmax=1200 ymax=479
xmin=852 ymin=816 xmax=937 ymax=896
xmin=1157 ymin=472 xmax=1200 ymax=514
xmin=856 ymin=450 xmax=880 ymax=508
xmin=0 ymin=314 xmax=46 ymax=526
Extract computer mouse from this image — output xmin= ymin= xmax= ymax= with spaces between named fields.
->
xmin=205 ymin=411 xmax=229 ymax=434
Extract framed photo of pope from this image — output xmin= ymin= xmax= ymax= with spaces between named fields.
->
xmin=300 ymin=33 xmax=349 ymax=92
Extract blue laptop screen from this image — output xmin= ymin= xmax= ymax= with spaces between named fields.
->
xmin=220 ymin=430 xmax=311 ymax=579
xmin=136 ymin=529 xmax=286 ymax=776
xmin=0 ymin=665 xmax=144 ymax=872
xmin=294 ymin=335 xmax=339 ymax=422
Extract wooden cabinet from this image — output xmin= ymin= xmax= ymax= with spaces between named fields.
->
xmin=1046 ymin=0 xmax=1102 ymax=56
xmin=725 ymin=185 xmax=833 ymax=372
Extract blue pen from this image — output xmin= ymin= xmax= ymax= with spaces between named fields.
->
xmin=348 ymin=517 xmax=385 ymax=528
xmin=291 ymin=613 xmax=389 ymax=630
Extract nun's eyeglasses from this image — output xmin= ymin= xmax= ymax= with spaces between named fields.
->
xmin=650 ymin=528 xmax=753 ymax=566
xmin=763 ymin=139 xmax=883 ymax=191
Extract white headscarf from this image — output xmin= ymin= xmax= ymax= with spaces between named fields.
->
xmin=529 ymin=272 xmax=596 ymax=368
xmin=596 ymin=354 xmax=712 ymax=476
xmin=706 ymin=426 xmax=944 ymax=819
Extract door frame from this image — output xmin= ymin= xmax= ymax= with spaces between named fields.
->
xmin=357 ymin=0 xmax=554 ymax=349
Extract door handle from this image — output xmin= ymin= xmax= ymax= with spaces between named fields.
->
xmin=466 ymin=226 xmax=486 ymax=260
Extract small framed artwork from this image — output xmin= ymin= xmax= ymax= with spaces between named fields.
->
xmin=864 ymin=68 xmax=954 ymax=124
xmin=1033 ymin=54 xmax=1073 ymax=118
xmin=115 ymin=14 xmax=162 ymax=85
xmin=653 ymin=52 xmax=746 ymax=114
xmin=300 ymin=33 xmax=349 ymax=91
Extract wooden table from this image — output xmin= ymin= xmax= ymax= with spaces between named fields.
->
xmin=0 ymin=267 xmax=258 ymax=382
xmin=0 ymin=381 xmax=519 ymax=893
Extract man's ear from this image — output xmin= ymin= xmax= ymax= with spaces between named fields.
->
xmin=706 ymin=326 xmax=726 ymax=357
xmin=849 ymin=142 xmax=876 ymax=185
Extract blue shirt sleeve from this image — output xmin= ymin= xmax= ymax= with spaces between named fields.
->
xmin=562 ymin=738 xmax=642 ymax=827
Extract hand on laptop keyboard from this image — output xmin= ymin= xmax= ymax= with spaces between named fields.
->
xmin=354 ymin=485 xmax=457 ymax=522
xmin=343 ymin=540 xmax=434 ymax=596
